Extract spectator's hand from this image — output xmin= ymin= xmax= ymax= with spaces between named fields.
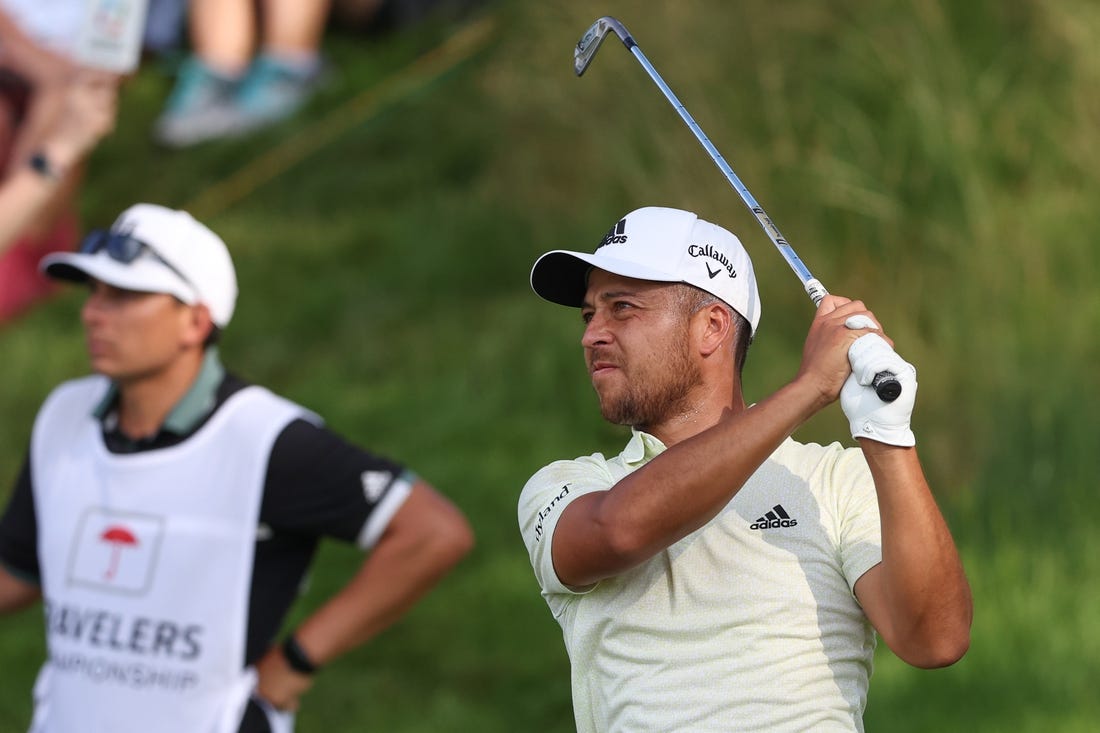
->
xmin=0 ymin=12 xmax=76 ymax=86
xmin=39 ymin=71 xmax=118 ymax=172
xmin=254 ymin=645 xmax=315 ymax=712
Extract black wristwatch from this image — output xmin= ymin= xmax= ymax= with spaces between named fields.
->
xmin=28 ymin=151 xmax=62 ymax=181
xmin=281 ymin=633 xmax=320 ymax=675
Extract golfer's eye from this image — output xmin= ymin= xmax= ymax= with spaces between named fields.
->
xmin=581 ymin=309 xmax=594 ymax=324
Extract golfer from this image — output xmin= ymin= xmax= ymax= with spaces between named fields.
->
xmin=519 ymin=206 xmax=971 ymax=731
xmin=0 ymin=203 xmax=474 ymax=732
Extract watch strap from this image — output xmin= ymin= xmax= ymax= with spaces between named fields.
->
xmin=28 ymin=151 xmax=63 ymax=181
xmin=281 ymin=632 xmax=320 ymax=675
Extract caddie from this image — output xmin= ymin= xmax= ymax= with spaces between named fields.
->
xmin=0 ymin=203 xmax=474 ymax=732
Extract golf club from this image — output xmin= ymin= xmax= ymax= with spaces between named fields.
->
xmin=574 ymin=16 xmax=901 ymax=403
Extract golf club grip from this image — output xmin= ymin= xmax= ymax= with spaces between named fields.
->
xmin=872 ymin=371 xmax=901 ymax=402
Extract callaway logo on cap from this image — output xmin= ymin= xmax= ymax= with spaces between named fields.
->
xmin=530 ymin=206 xmax=761 ymax=335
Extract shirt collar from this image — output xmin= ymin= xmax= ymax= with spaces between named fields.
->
xmin=622 ymin=427 xmax=667 ymax=465
xmin=92 ymin=347 xmax=225 ymax=436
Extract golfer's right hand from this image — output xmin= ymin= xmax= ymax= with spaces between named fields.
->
xmin=797 ymin=295 xmax=881 ymax=406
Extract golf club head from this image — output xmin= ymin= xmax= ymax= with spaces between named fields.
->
xmin=574 ymin=16 xmax=633 ymax=76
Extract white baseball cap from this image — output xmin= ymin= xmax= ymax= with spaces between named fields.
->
xmin=41 ymin=203 xmax=238 ymax=328
xmin=531 ymin=206 xmax=761 ymax=335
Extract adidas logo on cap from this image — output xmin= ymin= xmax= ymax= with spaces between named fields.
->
xmin=749 ymin=504 xmax=798 ymax=530
xmin=597 ymin=218 xmax=627 ymax=249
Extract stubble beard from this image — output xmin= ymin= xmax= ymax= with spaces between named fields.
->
xmin=595 ymin=336 xmax=702 ymax=431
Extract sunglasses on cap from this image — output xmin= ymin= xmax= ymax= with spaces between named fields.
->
xmin=79 ymin=229 xmax=197 ymax=293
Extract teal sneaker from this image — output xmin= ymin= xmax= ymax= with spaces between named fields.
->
xmin=224 ymin=54 xmax=326 ymax=133
xmin=153 ymin=57 xmax=242 ymax=148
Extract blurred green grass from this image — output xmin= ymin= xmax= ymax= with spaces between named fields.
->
xmin=2 ymin=0 xmax=1098 ymax=730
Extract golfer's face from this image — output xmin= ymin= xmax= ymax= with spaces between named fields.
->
xmin=81 ymin=279 xmax=193 ymax=382
xmin=580 ymin=270 xmax=700 ymax=428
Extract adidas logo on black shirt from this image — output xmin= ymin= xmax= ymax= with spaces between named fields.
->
xmin=749 ymin=504 xmax=798 ymax=530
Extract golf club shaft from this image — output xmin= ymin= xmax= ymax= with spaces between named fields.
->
xmin=576 ymin=16 xmax=901 ymax=402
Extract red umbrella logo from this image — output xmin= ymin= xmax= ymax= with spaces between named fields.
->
xmin=100 ymin=525 xmax=138 ymax=580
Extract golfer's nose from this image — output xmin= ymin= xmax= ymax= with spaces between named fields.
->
xmin=581 ymin=310 xmax=613 ymax=348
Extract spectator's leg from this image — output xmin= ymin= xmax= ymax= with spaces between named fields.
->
xmin=191 ymin=0 xmax=256 ymax=75
xmin=153 ymin=0 xmax=258 ymax=147
xmin=226 ymin=0 xmax=333 ymax=133
xmin=262 ymin=0 xmax=333 ymax=60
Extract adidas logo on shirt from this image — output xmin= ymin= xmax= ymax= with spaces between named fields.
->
xmin=749 ymin=504 xmax=798 ymax=530
xmin=361 ymin=471 xmax=391 ymax=503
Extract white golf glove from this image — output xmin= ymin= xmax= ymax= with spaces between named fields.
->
xmin=840 ymin=332 xmax=918 ymax=447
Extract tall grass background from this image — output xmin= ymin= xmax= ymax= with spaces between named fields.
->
xmin=1 ymin=0 xmax=1097 ymax=730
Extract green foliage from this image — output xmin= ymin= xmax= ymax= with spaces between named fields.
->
xmin=1 ymin=0 xmax=1096 ymax=729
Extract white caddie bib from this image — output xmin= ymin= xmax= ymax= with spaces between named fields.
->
xmin=27 ymin=377 xmax=309 ymax=733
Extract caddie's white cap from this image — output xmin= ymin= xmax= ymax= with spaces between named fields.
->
xmin=531 ymin=206 xmax=761 ymax=335
xmin=41 ymin=203 xmax=238 ymax=327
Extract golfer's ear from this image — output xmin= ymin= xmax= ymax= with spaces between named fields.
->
xmin=696 ymin=302 xmax=733 ymax=357
xmin=181 ymin=303 xmax=215 ymax=348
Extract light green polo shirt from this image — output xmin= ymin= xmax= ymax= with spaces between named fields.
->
xmin=518 ymin=429 xmax=883 ymax=732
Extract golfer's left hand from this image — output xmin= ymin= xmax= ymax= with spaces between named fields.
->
xmin=841 ymin=333 xmax=918 ymax=447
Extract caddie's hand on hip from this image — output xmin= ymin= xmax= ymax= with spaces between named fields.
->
xmin=797 ymin=295 xmax=887 ymax=405
xmin=255 ymin=646 xmax=314 ymax=712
